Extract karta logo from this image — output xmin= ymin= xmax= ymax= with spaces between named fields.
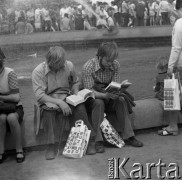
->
xmin=108 ymin=157 xmax=181 ymax=179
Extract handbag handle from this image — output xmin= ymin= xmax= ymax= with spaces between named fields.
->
xmin=75 ymin=120 xmax=84 ymax=127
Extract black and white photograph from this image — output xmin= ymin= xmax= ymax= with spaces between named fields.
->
xmin=0 ymin=0 xmax=182 ymax=179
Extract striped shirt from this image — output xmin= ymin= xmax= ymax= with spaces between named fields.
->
xmin=82 ymin=57 xmax=120 ymax=90
xmin=8 ymin=71 xmax=19 ymax=94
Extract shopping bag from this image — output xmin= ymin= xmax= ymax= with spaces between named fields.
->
xmin=164 ymin=73 xmax=181 ymax=110
xmin=100 ymin=115 xmax=125 ymax=148
xmin=63 ymin=120 xmax=91 ymax=158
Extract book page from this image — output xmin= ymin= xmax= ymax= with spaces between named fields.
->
xmin=78 ymin=89 xmax=95 ymax=101
xmin=66 ymin=95 xmax=84 ymax=106
xmin=105 ymin=81 xmax=121 ymax=91
xmin=78 ymin=89 xmax=92 ymax=98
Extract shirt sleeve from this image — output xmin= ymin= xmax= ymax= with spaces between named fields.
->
xmin=8 ymin=71 xmax=19 ymax=94
xmin=32 ymin=65 xmax=47 ymax=103
xmin=82 ymin=62 xmax=95 ymax=90
xmin=112 ymin=61 xmax=121 ymax=83
xmin=168 ymin=22 xmax=182 ymax=70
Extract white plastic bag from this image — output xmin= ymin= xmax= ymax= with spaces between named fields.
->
xmin=63 ymin=120 xmax=91 ymax=158
xmin=100 ymin=115 xmax=125 ymax=148
xmin=164 ymin=73 xmax=181 ymax=110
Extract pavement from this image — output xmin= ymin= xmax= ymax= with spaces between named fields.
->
xmin=0 ymin=129 xmax=182 ymax=180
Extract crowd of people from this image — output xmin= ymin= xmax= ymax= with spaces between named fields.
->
xmin=0 ymin=0 xmax=178 ymax=35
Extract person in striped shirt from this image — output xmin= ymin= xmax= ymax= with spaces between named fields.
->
xmin=0 ymin=48 xmax=25 ymax=164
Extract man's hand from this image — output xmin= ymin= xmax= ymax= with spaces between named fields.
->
xmin=57 ymin=100 xmax=72 ymax=116
xmin=105 ymin=92 xmax=119 ymax=100
xmin=167 ymin=68 xmax=173 ymax=78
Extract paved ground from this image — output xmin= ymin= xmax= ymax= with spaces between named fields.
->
xmin=1 ymin=129 xmax=182 ymax=180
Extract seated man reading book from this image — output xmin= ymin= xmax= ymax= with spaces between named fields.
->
xmin=32 ymin=46 xmax=96 ymax=160
xmin=82 ymin=41 xmax=143 ymax=150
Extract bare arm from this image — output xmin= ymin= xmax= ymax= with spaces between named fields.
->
xmin=0 ymin=93 xmax=20 ymax=103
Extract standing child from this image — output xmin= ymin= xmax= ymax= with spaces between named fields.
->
xmin=144 ymin=8 xmax=149 ymax=26
xmin=154 ymin=57 xmax=168 ymax=101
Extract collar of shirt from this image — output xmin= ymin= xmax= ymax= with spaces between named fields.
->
xmin=44 ymin=63 xmax=51 ymax=75
xmin=94 ymin=57 xmax=115 ymax=72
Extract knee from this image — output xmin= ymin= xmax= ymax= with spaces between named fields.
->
xmin=94 ymin=99 xmax=105 ymax=109
xmin=7 ymin=113 xmax=19 ymax=126
xmin=0 ymin=114 xmax=7 ymax=125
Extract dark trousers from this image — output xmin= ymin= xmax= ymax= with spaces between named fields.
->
xmin=85 ymin=97 xmax=135 ymax=141
xmin=136 ymin=16 xmax=144 ymax=26
xmin=41 ymin=104 xmax=95 ymax=145
xmin=161 ymin=12 xmax=169 ymax=25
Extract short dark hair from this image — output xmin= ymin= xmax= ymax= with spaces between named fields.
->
xmin=0 ymin=48 xmax=6 ymax=60
xmin=96 ymin=41 xmax=118 ymax=61
xmin=176 ymin=0 xmax=182 ymax=10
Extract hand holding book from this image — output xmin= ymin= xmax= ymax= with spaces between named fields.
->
xmin=105 ymin=80 xmax=132 ymax=94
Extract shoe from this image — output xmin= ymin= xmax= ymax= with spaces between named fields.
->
xmin=86 ymin=141 xmax=96 ymax=155
xmin=0 ymin=153 xmax=7 ymax=164
xmin=16 ymin=152 xmax=25 ymax=163
xmin=124 ymin=137 xmax=143 ymax=147
xmin=45 ymin=144 xmax=55 ymax=160
xmin=158 ymin=128 xmax=178 ymax=136
xmin=95 ymin=141 xmax=105 ymax=153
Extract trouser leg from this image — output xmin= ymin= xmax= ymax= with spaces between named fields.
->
xmin=85 ymin=99 xmax=105 ymax=142
xmin=107 ymin=97 xmax=135 ymax=140
xmin=70 ymin=104 xmax=96 ymax=140
xmin=42 ymin=110 xmax=57 ymax=145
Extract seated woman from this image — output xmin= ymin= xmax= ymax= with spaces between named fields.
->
xmin=0 ymin=48 xmax=25 ymax=164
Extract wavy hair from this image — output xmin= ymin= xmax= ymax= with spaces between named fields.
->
xmin=46 ymin=46 xmax=66 ymax=70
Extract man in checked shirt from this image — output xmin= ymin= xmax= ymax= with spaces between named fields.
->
xmin=82 ymin=42 xmax=143 ymax=153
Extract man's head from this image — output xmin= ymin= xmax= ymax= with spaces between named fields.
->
xmin=46 ymin=46 xmax=66 ymax=72
xmin=96 ymin=42 xmax=118 ymax=69
xmin=176 ymin=0 xmax=182 ymax=17
xmin=0 ymin=48 xmax=6 ymax=70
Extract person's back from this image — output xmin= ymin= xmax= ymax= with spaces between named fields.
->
xmin=61 ymin=14 xmax=70 ymax=31
xmin=15 ymin=20 xmax=25 ymax=34
xmin=136 ymin=1 xmax=145 ymax=17
xmin=25 ymin=22 xmax=34 ymax=34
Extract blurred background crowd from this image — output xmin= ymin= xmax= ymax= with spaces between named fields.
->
xmin=0 ymin=0 xmax=177 ymax=35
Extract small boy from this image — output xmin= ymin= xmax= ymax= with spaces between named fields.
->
xmin=154 ymin=57 xmax=168 ymax=101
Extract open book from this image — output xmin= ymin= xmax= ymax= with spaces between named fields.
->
xmin=66 ymin=89 xmax=95 ymax=106
xmin=105 ymin=80 xmax=132 ymax=93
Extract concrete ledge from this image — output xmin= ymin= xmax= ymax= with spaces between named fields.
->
xmin=5 ymin=79 xmax=181 ymax=150
xmin=1 ymin=26 xmax=172 ymax=51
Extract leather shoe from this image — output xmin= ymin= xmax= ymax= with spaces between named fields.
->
xmin=0 ymin=153 xmax=7 ymax=164
xmin=124 ymin=137 xmax=143 ymax=147
xmin=45 ymin=144 xmax=55 ymax=160
xmin=95 ymin=141 xmax=105 ymax=153
xmin=86 ymin=141 xmax=96 ymax=155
